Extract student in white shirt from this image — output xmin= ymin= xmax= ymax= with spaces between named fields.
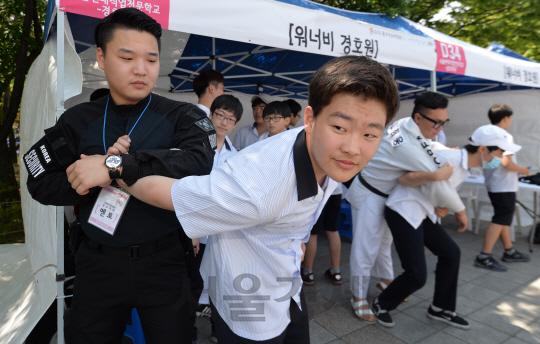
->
xmin=259 ymin=101 xmax=292 ymax=141
xmin=191 ymin=94 xmax=242 ymax=342
xmin=233 ymin=94 xmax=271 ymax=150
xmin=111 ymin=56 xmax=400 ymax=343
xmin=346 ymin=92 xmax=462 ymax=324
xmin=376 ymin=124 xmax=520 ymax=330
xmin=193 ymin=69 xmax=225 ymax=116
xmin=301 ymin=183 xmax=344 ymax=286
xmin=475 ymin=104 xmax=531 ymax=271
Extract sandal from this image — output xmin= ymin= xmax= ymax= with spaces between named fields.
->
xmin=376 ymin=281 xmax=409 ymax=303
xmin=351 ymin=298 xmax=376 ymax=324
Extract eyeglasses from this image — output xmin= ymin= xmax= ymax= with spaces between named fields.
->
xmin=263 ymin=116 xmax=284 ymax=123
xmin=213 ymin=111 xmax=237 ymax=125
xmin=418 ymin=113 xmax=450 ymax=129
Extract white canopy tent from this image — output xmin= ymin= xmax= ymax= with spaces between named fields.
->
xmin=4 ymin=1 xmax=540 ymax=343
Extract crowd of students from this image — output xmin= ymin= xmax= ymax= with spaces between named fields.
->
xmin=23 ymin=8 xmax=532 ymax=344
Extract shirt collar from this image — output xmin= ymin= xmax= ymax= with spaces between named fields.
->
xmin=293 ymin=129 xmax=319 ymax=201
xmin=224 ymin=139 xmax=231 ymax=151
xmin=460 ymin=148 xmax=468 ymax=170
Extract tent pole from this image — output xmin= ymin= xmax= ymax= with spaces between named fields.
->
xmin=212 ymin=37 xmax=216 ymax=70
xmin=430 ymin=70 xmax=437 ymax=92
xmin=56 ymin=6 xmax=66 ymax=344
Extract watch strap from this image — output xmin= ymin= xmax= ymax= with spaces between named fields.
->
xmin=108 ymin=169 xmax=121 ymax=180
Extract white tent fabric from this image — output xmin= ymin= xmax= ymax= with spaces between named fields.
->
xmin=0 ymin=19 xmax=83 ymax=344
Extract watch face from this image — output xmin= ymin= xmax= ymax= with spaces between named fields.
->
xmin=106 ymin=155 xmax=122 ymax=169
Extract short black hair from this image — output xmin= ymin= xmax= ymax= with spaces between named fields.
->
xmin=464 ymin=144 xmax=501 ymax=153
xmin=488 ymin=104 xmax=513 ymax=125
xmin=262 ymin=101 xmax=291 ymax=119
xmin=210 ymin=95 xmax=243 ymax=122
xmin=90 ymin=88 xmax=110 ymax=101
xmin=192 ymin=70 xmax=224 ymax=98
xmin=252 ymin=97 xmax=267 ymax=108
xmin=94 ymin=8 xmax=162 ymax=54
xmin=308 ymin=56 xmax=399 ymax=124
xmin=411 ymin=91 xmax=448 ymax=118
xmin=285 ymin=99 xmax=302 ymax=116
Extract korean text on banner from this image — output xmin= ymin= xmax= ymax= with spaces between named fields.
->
xmin=435 ymin=40 xmax=467 ymax=75
xmin=59 ymin=0 xmax=170 ymax=29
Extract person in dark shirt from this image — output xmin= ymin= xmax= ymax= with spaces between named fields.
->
xmin=24 ymin=8 xmax=215 ymax=344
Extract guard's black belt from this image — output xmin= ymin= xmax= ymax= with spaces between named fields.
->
xmin=358 ymin=173 xmax=389 ymax=198
xmin=83 ymin=231 xmax=179 ymax=259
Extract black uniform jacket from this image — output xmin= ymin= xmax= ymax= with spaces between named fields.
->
xmin=26 ymin=93 xmax=215 ymax=247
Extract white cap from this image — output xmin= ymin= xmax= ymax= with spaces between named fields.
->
xmin=470 ymin=124 xmax=521 ymax=153
xmin=251 ymin=93 xmax=272 ymax=105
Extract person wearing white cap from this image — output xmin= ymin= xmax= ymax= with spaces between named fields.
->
xmin=372 ymin=124 xmax=516 ymax=330
xmin=232 ymin=93 xmax=272 ymax=150
xmin=475 ymin=104 xmax=530 ymax=272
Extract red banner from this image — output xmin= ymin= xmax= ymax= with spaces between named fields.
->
xmin=59 ymin=0 xmax=170 ymax=29
xmin=435 ymin=40 xmax=466 ymax=75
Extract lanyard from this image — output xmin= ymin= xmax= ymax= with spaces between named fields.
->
xmin=103 ymin=94 xmax=152 ymax=154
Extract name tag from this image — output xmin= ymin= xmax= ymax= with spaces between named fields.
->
xmin=387 ymin=123 xmax=406 ymax=147
xmin=88 ymin=185 xmax=130 ymax=235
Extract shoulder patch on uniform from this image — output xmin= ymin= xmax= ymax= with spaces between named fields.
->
xmin=193 ymin=117 xmax=218 ymax=150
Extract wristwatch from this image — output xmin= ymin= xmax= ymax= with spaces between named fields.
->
xmin=105 ymin=155 xmax=122 ymax=180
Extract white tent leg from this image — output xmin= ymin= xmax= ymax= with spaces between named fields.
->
xmin=56 ymin=7 xmax=66 ymax=344
xmin=430 ymin=70 xmax=437 ymax=92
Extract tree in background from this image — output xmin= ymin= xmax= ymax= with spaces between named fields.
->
xmin=314 ymin=0 xmax=540 ymax=61
xmin=0 ymin=0 xmax=47 ymax=236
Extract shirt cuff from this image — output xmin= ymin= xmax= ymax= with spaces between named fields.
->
xmin=121 ymin=154 xmax=138 ymax=186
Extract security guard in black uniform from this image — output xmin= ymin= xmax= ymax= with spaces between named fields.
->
xmin=24 ymin=8 xmax=215 ymax=344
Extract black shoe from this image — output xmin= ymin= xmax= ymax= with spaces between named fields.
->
xmin=301 ymin=271 xmax=315 ymax=286
xmin=324 ymin=268 xmax=343 ymax=285
xmin=372 ymin=299 xmax=394 ymax=327
xmin=427 ymin=306 xmax=471 ymax=330
xmin=196 ymin=304 xmax=212 ymax=317
xmin=502 ymin=250 xmax=530 ymax=262
xmin=474 ymin=256 xmax=507 ymax=271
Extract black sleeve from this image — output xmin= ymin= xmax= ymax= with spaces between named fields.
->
xmin=25 ymin=119 xmax=100 ymax=206
xmin=120 ymin=110 xmax=216 ymax=186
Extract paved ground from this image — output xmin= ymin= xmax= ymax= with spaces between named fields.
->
xmin=195 ymin=218 xmax=540 ymax=344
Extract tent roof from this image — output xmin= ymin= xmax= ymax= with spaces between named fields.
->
xmin=48 ymin=0 xmax=540 ymax=99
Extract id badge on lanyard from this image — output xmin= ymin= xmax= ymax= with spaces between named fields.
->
xmin=88 ymin=185 xmax=130 ymax=235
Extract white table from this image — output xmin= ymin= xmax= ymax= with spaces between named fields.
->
xmin=463 ymin=175 xmax=540 ymax=251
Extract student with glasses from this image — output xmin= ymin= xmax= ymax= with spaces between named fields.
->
xmin=259 ymin=101 xmax=292 ymax=140
xmin=233 ymin=94 xmax=271 ymax=150
xmin=286 ymin=99 xmax=303 ymax=128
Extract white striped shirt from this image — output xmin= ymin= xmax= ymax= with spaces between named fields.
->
xmin=171 ymin=127 xmax=337 ymax=340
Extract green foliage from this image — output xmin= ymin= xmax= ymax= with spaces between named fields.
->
xmin=431 ymin=0 xmax=540 ymax=61
xmin=0 ymin=0 xmax=47 ymax=92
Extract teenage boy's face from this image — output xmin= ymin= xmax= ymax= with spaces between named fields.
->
xmin=210 ymin=108 xmax=237 ymax=137
xmin=290 ymin=112 xmax=301 ymax=126
xmin=304 ymin=93 xmax=386 ymax=184
xmin=264 ymin=114 xmax=291 ymax=136
xmin=414 ymin=108 xmax=448 ymax=139
xmin=253 ymin=103 xmax=266 ymax=124
xmin=96 ymin=28 xmax=159 ymax=105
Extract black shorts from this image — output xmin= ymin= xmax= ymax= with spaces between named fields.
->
xmin=488 ymin=192 xmax=516 ymax=226
xmin=311 ymin=194 xmax=342 ymax=235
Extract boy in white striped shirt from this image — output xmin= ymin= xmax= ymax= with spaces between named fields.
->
xmin=115 ymin=56 xmax=400 ymax=343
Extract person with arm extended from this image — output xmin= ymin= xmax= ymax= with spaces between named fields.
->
xmin=111 ymin=55 xmax=400 ymax=343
